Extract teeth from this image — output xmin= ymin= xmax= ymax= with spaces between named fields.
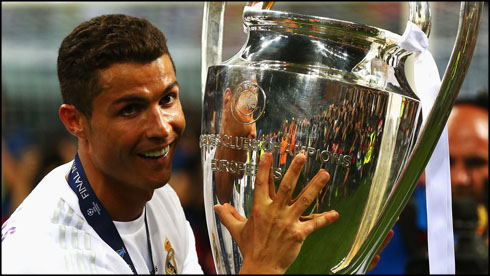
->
xmin=141 ymin=145 xmax=169 ymax=158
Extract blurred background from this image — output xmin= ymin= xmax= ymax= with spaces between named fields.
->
xmin=2 ymin=2 xmax=488 ymax=274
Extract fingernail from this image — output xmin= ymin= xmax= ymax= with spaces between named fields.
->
xmin=319 ymin=170 xmax=329 ymax=182
xmin=296 ymin=153 xmax=306 ymax=164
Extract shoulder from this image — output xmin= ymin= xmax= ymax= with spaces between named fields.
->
xmin=3 ymin=162 xmax=74 ymax=228
xmin=151 ymin=184 xmax=185 ymax=212
xmin=148 ymin=184 xmax=187 ymax=228
xmin=1 ymin=162 xmax=70 ymax=272
xmin=1 ymin=162 xmax=127 ymax=273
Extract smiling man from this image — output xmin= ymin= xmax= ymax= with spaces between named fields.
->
xmin=1 ymin=14 xmax=393 ymax=274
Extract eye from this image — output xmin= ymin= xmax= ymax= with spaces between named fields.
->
xmin=120 ymin=104 xmax=140 ymax=116
xmin=160 ymin=92 xmax=177 ymax=106
xmin=465 ymin=156 xmax=487 ymax=169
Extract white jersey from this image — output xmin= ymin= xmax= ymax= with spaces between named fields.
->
xmin=1 ymin=161 xmax=203 ymax=274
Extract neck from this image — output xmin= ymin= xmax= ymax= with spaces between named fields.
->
xmin=69 ymin=149 xmax=152 ymax=222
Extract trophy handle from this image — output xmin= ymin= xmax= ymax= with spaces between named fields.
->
xmin=405 ymin=2 xmax=484 ymax=175
xmin=201 ymin=2 xmax=275 ymax=103
xmin=350 ymin=1 xmax=484 ymax=273
xmin=408 ymin=2 xmax=431 ymax=37
xmin=387 ymin=1 xmax=484 ymax=227
xmin=201 ymin=2 xmax=225 ymax=103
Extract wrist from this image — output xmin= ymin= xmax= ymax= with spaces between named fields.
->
xmin=239 ymin=258 xmax=286 ymax=274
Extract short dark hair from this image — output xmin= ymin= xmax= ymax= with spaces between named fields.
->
xmin=57 ymin=14 xmax=174 ymax=118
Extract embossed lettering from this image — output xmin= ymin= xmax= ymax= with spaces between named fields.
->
xmin=320 ymin=150 xmax=330 ymax=162
xmin=222 ymin=135 xmax=231 ymax=148
xmin=342 ymin=155 xmax=353 ymax=167
xmin=242 ymin=138 xmax=251 ymax=151
xmin=274 ymin=167 xmax=283 ymax=180
xmin=331 ymin=152 xmax=344 ymax=166
xmin=262 ymin=140 xmax=273 ymax=152
xmin=211 ymin=159 xmax=218 ymax=171
xmin=202 ymin=134 xmax=353 ymax=170
xmin=199 ymin=134 xmax=207 ymax=148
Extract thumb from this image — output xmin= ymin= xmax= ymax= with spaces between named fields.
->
xmin=214 ymin=203 xmax=244 ymax=238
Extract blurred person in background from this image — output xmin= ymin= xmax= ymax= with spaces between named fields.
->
xmin=1 ymin=91 xmax=43 ymax=224
xmin=2 ymin=90 xmax=77 ymax=225
xmin=448 ymin=91 xmax=488 ymax=239
xmin=34 ymin=133 xmax=78 ymax=185
xmin=448 ymin=91 xmax=488 ymax=274
xmin=1 ymin=132 xmax=42 ymax=224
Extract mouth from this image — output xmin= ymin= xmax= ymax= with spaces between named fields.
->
xmin=138 ymin=145 xmax=170 ymax=159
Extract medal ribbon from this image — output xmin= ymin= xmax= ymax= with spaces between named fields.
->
xmin=68 ymin=153 xmax=155 ymax=274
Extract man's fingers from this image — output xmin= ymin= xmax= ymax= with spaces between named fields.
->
xmin=275 ymin=153 xmax=306 ymax=207
xmin=291 ymin=169 xmax=330 ymax=217
xmin=223 ymin=202 xmax=247 ymax=222
xmin=254 ymin=152 xmax=273 ymax=203
xmin=368 ymin=229 xmax=394 ymax=272
xmin=367 ymin=255 xmax=380 ymax=272
xmin=214 ymin=203 xmax=243 ymax=237
xmin=377 ymin=229 xmax=394 ymax=254
xmin=301 ymin=210 xmax=339 ymax=236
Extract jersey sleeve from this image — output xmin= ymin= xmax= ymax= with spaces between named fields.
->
xmin=181 ymin=220 xmax=204 ymax=274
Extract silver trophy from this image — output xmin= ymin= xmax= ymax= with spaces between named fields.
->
xmin=200 ymin=2 xmax=483 ymax=274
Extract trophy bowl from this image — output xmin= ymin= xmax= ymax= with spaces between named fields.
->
xmin=200 ymin=2 xmax=483 ymax=274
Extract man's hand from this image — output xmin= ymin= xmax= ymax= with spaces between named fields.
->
xmin=367 ymin=228 xmax=395 ymax=272
xmin=367 ymin=216 xmax=398 ymax=272
xmin=214 ymin=152 xmax=339 ymax=274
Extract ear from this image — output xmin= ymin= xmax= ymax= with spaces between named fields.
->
xmin=59 ymin=104 xmax=88 ymax=140
xmin=223 ymin=88 xmax=232 ymax=106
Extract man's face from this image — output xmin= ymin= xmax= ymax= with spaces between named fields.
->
xmin=214 ymin=87 xmax=258 ymax=203
xmin=222 ymin=87 xmax=257 ymax=140
xmin=448 ymin=104 xmax=488 ymax=204
xmin=85 ymin=54 xmax=185 ymax=192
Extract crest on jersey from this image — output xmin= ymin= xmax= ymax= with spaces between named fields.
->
xmin=164 ymin=237 xmax=177 ymax=274
xmin=211 ymin=231 xmax=221 ymax=269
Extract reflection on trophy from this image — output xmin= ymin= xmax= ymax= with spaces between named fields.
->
xmin=200 ymin=2 xmax=483 ymax=274
xmin=214 ymin=79 xmax=259 ymax=204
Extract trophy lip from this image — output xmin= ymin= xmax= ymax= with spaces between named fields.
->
xmin=242 ymin=8 xmax=389 ymax=42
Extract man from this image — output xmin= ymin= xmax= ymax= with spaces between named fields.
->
xmin=448 ymin=92 xmax=488 ymax=274
xmin=393 ymin=92 xmax=489 ymax=274
xmin=1 ymin=14 xmax=387 ymax=274
xmin=448 ymin=93 xmax=488 ymax=238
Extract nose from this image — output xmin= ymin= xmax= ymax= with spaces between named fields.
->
xmin=249 ymin=124 xmax=257 ymax=139
xmin=450 ymin=159 xmax=472 ymax=189
xmin=146 ymin=106 xmax=172 ymax=140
